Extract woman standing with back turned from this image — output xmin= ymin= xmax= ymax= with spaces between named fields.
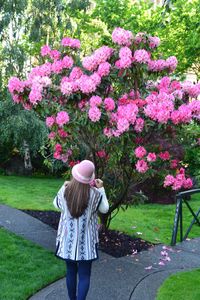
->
xmin=53 ymin=160 xmax=109 ymax=300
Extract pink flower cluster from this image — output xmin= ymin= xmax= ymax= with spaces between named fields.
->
xmin=104 ymin=98 xmax=115 ymax=111
xmin=8 ymin=77 xmax=25 ymax=93
xmin=116 ymin=47 xmax=132 ymax=69
xmin=54 ymin=146 xmax=72 ymax=163
xmin=61 ymin=37 xmax=81 ymax=49
xmin=56 ymin=111 xmax=70 ymax=126
xmin=96 ymin=150 xmax=109 ymax=160
xmin=149 ymin=36 xmax=160 ymax=48
xmin=89 ymin=95 xmax=102 ymax=107
xmin=148 ymin=56 xmax=178 ymax=73
xmin=134 ymin=49 xmax=150 ymax=64
xmin=46 ymin=111 xmax=70 ymax=128
xmin=112 ymin=27 xmax=133 ymax=46
xmin=134 ymin=147 xmax=157 ymax=173
xmin=88 ymin=106 xmax=101 ymax=122
xmin=144 ymin=92 xmax=174 ymax=123
xmin=82 ymin=46 xmax=113 ymax=72
xmin=182 ymin=81 xmax=200 ymax=98
xmin=164 ymin=168 xmax=193 ymax=190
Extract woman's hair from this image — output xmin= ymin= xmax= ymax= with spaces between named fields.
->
xmin=64 ymin=178 xmax=90 ymax=218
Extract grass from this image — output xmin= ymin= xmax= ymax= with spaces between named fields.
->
xmin=0 ymin=175 xmax=63 ymax=210
xmin=156 ymin=269 xmax=200 ymax=300
xmin=0 ymin=227 xmax=66 ymax=300
xmin=0 ymin=174 xmax=200 ymax=244
xmin=110 ymin=193 xmax=200 ymax=244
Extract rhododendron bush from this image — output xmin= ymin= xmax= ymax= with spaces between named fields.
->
xmin=8 ymin=28 xmax=200 ymax=227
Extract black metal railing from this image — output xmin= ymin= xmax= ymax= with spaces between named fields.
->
xmin=171 ymin=188 xmax=200 ymax=246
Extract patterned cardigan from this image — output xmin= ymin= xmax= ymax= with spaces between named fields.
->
xmin=53 ymin=184 xmax=104 ymax=261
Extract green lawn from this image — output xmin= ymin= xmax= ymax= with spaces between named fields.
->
xmin=110 ymin=193 xmax=200 ymax=244
xmin=156 ymin=269 xmax=200 ymax=300
xmin=0 ymin=227 xmax=65 ymax=300
xmin=0 ymin=175 xmax=200 ymax=244
xmin=0 ymin=175 xmax=63 ymax=210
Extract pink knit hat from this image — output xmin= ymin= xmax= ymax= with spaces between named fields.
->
xmin=72 ymin=160 xmax=95 ymax=184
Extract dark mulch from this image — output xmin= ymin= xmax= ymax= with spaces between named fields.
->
xmin=21 ymin=209 xmax=154 ymax=258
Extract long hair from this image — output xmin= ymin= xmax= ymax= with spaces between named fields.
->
xmin=64 ymin=178 xmax=90 ymax=218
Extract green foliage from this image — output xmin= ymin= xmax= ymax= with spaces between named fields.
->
xmin=0 ymin=227 xmax=65 ymax=299
xmin=156 ymin=269 xmax=200 ymax=300
xmin=0 ymin=94 xmax=48 ymax=164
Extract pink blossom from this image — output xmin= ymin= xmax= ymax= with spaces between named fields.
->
xmin=60 ymin=77 xmax=73 ymax=96
xmin=103 ymin=127 xmax=113 ymax=137
xmin=170 ymin=159 xmax=179 ymax=169
xmin=51 ymin=60 xmax=63 ymax=74
xmin=58 ymin=129 xmax=68 ymax=138
xmin=62 ymin=56 xmax=74 ymax=69
xmin=119 ymin=47 xmax=132 ymax=59
xmin=159 ymin=151 xmax=170 ymax=160
xmin=134 ymin=32 xmax=146 ymax=44
xmin=61 ymin=37 xmax=80 ymax=49
xmin=117 ymin=118 xmax=129 ymax=133
xmin=53 ymin=151 xmax=61 ymax=160
xmin=96 ymin=150 xmax=107 ymax=158
xmin=117 ymin=57 xmax=132 ymax=69
xmin=172 ymin=179 xmax=183 ymax=191
xmin=148 ymin=59 xmax=166 ymax=72
xmin=89 ymin=96 xmax=102 ymax=107
xmin=90 ymin=72 xmax=101 ymax=86
xmin=112 ymin=27 xmax=133 ymax=46
xmin=134 ymin=118 xmax=144 ymax=132
xmin=8 ymin=77 xmax=24 ymax=93
xmin=97 ymin=62 xmax=111 ymax=77
xmin=29 ymin=86 xmax=42 ymax=104
xmin=46 ymin=116 xmax=55 ymax=128
xmin=69 ymin=67 xmax=83 ymax=80
xmin=56 ymin=111 xmax=70 ymax=126
xmin=50 ymin=50 xmax=61 ymax=60
xmin=82 ymin=46 xmax=113 ymax=71
xmin=78 ymin=75 xmax=97 ymax=94
xmin=147 ymin=153 xmax=157 ymax=162
xmin=135 ymin=160 xmax=149 ymax=173
xmin=104 ymin=98 xmax=115 ymax=111
xmin=55 ymin=143 xmax=62 ymax=152
xmin=48 ymin=132 xmax=56 ymax=139
xmin=134 ymin=49 xmax=150 ymax=64
xmin=41 ymin=45 xmax=51 ymax=57
xmin=183 ymin=178 xmax=193 ymax=189
xmin=135 ymin=146 xmax=147 ymax=158
xmin=166 ymin=56 xmax=178 ymax=72
xmin=149 ymin=36 xmax=160 ymax=48
xmin=163 ymin=175 xmax=175 ymax=187
xmin=78 ymin=100 xmax=87 ymax=111
xmin=88 ymin=107 xmax=101 ymax=122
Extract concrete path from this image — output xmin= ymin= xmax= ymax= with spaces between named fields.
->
xmin=1 ymin=204 xmax=200 ymax=300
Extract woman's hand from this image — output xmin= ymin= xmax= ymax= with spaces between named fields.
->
xmin=95 ymin=179 xmax=103 ymax=188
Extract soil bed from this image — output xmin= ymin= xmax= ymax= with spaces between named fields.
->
xmin=21 ymin=209 xmax=154 ymax=258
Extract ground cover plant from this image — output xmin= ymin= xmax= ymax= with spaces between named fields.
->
xmin=0 ymin=227 xmax=65 ymax=300
xmin=9 ymin=27 xmax=200 ymax=228
xmin=156 ymin=268 xmax=200 ymax=300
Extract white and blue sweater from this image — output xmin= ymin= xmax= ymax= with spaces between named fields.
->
xmin=53 ymin=184 xmax=109 ymax=261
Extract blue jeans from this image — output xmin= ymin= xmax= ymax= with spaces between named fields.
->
xmin=66 ymin=260 xmax=92 ymax=300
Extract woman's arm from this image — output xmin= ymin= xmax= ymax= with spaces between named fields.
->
xmin=97 ymin=187 xmax=109 ymax=214
xmin=53 ymin=184 xmax=65 ymax=210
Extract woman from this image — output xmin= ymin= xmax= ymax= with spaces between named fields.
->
xmin=53 ymin=159 xmax=109 ymax=300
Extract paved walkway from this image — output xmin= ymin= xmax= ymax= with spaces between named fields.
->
xmin=1 ymin=204 xmax=200 ymax=300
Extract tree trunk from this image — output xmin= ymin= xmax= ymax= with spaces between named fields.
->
xmin=99 ymin=212 xmax=110 ymax=230
xmin=23 ymin=140 xmax=32 ymax=175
